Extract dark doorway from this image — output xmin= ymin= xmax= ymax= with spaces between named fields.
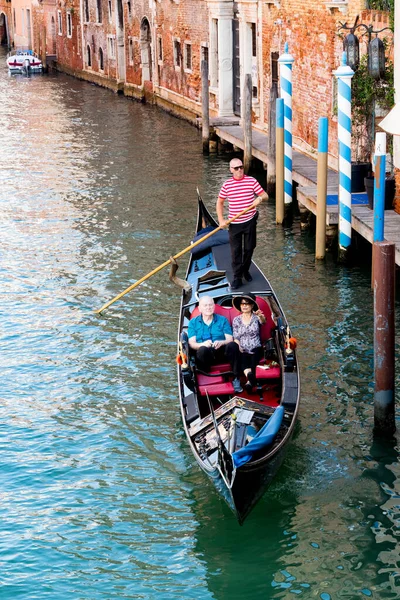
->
xmin=232 ymin=18 xmax=240 ymax=116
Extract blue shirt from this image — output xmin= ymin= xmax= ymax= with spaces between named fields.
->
xmin=188 ymin=314 xmax=232 ymax=343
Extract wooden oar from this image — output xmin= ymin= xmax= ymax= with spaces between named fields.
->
xmin=94 ymin=202 xmax=257 ymax=314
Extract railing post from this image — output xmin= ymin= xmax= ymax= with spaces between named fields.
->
xmin=316 ymin=117 xmax=328 ymax=259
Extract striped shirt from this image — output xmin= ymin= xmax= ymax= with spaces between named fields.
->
xmin=219 ymin=175 xmax=265 ymax=223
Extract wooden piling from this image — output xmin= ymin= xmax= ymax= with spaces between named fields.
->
xmin=275 ymin=98 xmax=284 ymax=224
xmin=316 ymin=117 xmax=328 ymax=259
xmin=373 ymin=240 xmax=396 ymax=435
xmin=243 ymin=74 xmax=252 ymax=174
xmin=201 ymin=60 xmax=210 ymax=155
xmin=267 ymin=82 xmax=278 ymax=196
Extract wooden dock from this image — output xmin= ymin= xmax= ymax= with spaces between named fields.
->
xmin=214 ymin=124 xmax=400 ymax=266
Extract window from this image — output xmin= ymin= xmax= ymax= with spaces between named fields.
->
xmin=84 ymin=0 xmax=89 ymax=22
xmin=157 ymin=35 xmax=163 ymax=63
xmin=173 ymin=39 xmax=181 ymax=68
xmin=57 ymin=10 xmax=62 ymax=34
xmin=99 ymin=47 xmax=104 ymax=70
xmin=127 ymin=1 xmax=131 ymax=18
xmin=251 ymin=23 xmax=257 ymax=58
xmin=184 ymin=42 xmax=192 ymax=72
xmin=128 ymin=37 xmax=134 ymax=65
xmin=13 ymin=8 xmax=16 ymax=28
xmin=271 ymin=52 xmax=279 ymax=83
xmin=96 ymin=0 xmax=102 ymax=23
xmin=67 ymin=12 xmax=72 ymax=37
xmin=108 ymin=0 xmax=112 ymax=22
xmin=108 ymin=35 xmax=116 ymax=59
xmin=87 ymin=44 xmax=91 ymax=67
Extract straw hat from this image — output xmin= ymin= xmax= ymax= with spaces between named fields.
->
xmin=232 ymin=293 xmax=259 ymax=312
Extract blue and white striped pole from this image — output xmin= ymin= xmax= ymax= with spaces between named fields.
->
xmin=278 ymin=43 xmax=294 ymax=205
xmin=276 ymin=97 xmax=285 ymax=223
xmin=373 ymin=132 xmax=387 ymax=243
xmin=333 ymin=52 xmax=354 ymax=256
xmin=316 ymin=117 xmax=329 ymax=259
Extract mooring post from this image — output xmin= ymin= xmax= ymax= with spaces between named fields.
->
xmin=201 ymin=59 xmax=210 ymax=155
xmin=373 ymin=241 xmax=396 ymax=435
xmin=267 ymin=82 xmax=278 ymax=196
xmin=276 ymin=98 xmax=285 ymax=224
xmin=278 ymin=42 xmax=294 ymax=207
xmin=374 ymin=132 xmax=387 ymax=243
xmin=243 ymin=74 xmax=252 ymax=174
xmin=333 ymin=52 xmax=354 ymax=262
xmin=316 ymin=117 xmax=328 ymax=259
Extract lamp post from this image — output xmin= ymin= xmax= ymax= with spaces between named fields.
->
xmin=339 ymin=18 xmax=393 ymax=79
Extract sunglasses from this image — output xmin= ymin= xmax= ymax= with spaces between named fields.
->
xmin=232 ymin=165 xmax=244 ymax=171
xmin=240 ymin=301 xmax=252 ymax=306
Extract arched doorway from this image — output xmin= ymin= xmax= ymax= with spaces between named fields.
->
xmin=140 ymin=17 xmax=152 ymax=85
xmin=0 ymin=12 xmax=10 ymax=47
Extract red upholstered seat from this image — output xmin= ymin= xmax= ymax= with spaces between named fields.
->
xmin=256 ymin=360 xmax=281 ymax=380
xmin=196 ymin=373 xmax=224 ymax=386
xmin=198 ymin=382 xmax=235 ymax=396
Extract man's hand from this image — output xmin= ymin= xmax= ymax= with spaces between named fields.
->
xmin=200 ymin=340 xmax=213 ymax=348
xmin=218 ymin=219 xmax=228 ymax=228
xmin=212 ymin=340 xmax=224 ymax=350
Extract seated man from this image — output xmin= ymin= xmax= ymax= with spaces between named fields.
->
xmin=188 ymin=295 xmax=243 ymax=393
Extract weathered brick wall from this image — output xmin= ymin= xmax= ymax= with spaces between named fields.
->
xmin=0 ymin=1 xmax=12 ymax=46
xmin=394 ymin=168 xmax=400 ymax=213
xmin=153 ymin=0 xmax=208 ymax=102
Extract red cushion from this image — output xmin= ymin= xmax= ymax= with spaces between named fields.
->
xmin=209 ymin=363 xmax=231 ymax=373
xmin=197 ymin=373 xmax=224 ymax=386
xmin=190 ymin=304 xmax=237 ymax=324
xmin=255 ymin=296 xmax=276 ymax=342
xmin=256 ymin=361 xmax=281 ymax=379
xmin=198 ymin=382 xmax=235 ymax=396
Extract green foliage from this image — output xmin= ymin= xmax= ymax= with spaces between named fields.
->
xmin=352 ymin=54 xmax=394 ymax=161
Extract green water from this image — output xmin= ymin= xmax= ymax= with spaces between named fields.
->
xmin=1 ymin=48 xmax=400 ymax=599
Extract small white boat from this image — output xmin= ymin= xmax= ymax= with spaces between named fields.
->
xmin=7 ymin=49 xmax=43 ymax=74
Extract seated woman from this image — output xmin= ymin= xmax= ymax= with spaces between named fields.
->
xmin=232 ymin=293 xmax=266 ymax=393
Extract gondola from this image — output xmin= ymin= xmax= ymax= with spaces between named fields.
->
xmin=176 ymin=194 xmax=300 ymax=524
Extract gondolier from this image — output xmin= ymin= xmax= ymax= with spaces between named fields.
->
xmin=216 ymin=159 xmax=268 ymax=290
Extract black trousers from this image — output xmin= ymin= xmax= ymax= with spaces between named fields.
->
xmin=229 ymin=213 xmax=258 ymax=280
xmin=240 ymin=346 xmax=264 ymax=379
xmin=195 ymin=342 xmax=241 ymax=378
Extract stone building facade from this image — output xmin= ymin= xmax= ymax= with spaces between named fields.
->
xmin=5 ymin=0 xmax=398 ymax=210
xmin=0 ymin=0 xmax=12 ymax=47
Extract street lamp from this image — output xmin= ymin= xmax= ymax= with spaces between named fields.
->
xmin=339 ymin=16 xmax=393 ymax=78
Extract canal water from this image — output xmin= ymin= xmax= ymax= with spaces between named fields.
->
xmin=1 ymin=47 xmax=400 ymax=600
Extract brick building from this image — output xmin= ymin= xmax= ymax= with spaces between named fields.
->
xmin=0 ymin=0 xmax=12 ymax=47
xmin=10 ymin=0 xmax=396 ymax=208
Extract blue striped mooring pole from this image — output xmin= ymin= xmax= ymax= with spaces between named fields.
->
xmin=316 ymin=117 xmax=329 ymax=259
xmin=278 ymin=43 xmax=294 ymax=206
xmin=333 ymin=52 xmax=354 ymax=257
xmin=373 ymin=132 xmax=387 ymax=243
xmin=276 ymin=97 xmax=285 ymax=223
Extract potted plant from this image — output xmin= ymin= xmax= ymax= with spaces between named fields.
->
xmin=352 ymin=52 xmax=394 ymax=196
